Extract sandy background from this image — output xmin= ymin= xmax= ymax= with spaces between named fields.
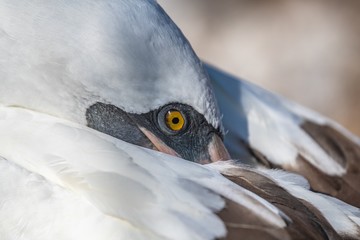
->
xmin=158 ymin=0 xmax=360 ymax=136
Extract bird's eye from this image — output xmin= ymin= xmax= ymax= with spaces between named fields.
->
xmin=157 ymin=106 xmax=188 ymax=135
xmin=165 ymin=110 xmax=185 ymax=131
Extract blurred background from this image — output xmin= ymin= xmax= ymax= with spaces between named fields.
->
xmin=158 ymin=0 xmax=360 ymax=136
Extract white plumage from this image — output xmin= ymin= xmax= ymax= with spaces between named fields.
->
xmin=208 ymin=64 xmax=359 ymax=173
xmin=0 ymin=106 xmax=286 ymax=239
xmin=0 ymin=0 xmax=220 ymax=128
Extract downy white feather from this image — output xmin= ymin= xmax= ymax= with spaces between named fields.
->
xmin=0 ymin=106 xmax=287 ymax=240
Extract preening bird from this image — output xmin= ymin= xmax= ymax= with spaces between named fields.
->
xmin=0 ymin=0 xmax=359 ymax=240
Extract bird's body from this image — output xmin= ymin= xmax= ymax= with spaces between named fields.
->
xmin=0 ymin=0 xmax=359 ymax=239
xmin=1 ymin=105 xmax=359 ymax=240
xmin=0 ymin=106 xmax=288 ymax=240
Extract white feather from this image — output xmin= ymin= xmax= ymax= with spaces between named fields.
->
xmin=0 ymin=106 xmax=287 ymax=239
xmin=206 ymin=64 xmax=360 ymax=175
xmin=0 ymin=0 xmax=221 ymax=130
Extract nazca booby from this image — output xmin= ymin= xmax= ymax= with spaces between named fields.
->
xmin=0 ymin=0 xmax=359 ymax=239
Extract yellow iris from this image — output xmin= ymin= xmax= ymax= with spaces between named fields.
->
xmin=165 ymin=110 xmax=185 ymax=131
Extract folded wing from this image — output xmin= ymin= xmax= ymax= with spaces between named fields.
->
xmin=210 ymin=161 xmax=360 ymax=239
xmin=0 ymin=106 xmax=287 ymax=240
xmin=206 ymin=63 xmax=360 ymax=207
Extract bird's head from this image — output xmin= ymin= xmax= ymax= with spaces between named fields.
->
xmin=0 ymin=0 xmax=229 ymax=163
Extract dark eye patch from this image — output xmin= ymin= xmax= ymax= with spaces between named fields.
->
xmin=85 ymin=102 xmax=222 ymax=163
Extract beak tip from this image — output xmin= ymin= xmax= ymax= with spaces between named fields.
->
xmin=208 ymin=134 xmax=231 ymax=163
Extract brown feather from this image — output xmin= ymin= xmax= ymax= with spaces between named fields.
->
xmin=218 ymin=167 xmax=342 ymax=240
xmin=299 ymin=121 xmax=360 ymax=207
xmin=217 ymin=198 xmax=291 ymax=240
xmin=243 ymin=120 xmax=360 ymax=208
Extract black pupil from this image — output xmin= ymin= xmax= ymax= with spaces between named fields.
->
xmin=172 ymin=117 xmax=180 ymax=124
